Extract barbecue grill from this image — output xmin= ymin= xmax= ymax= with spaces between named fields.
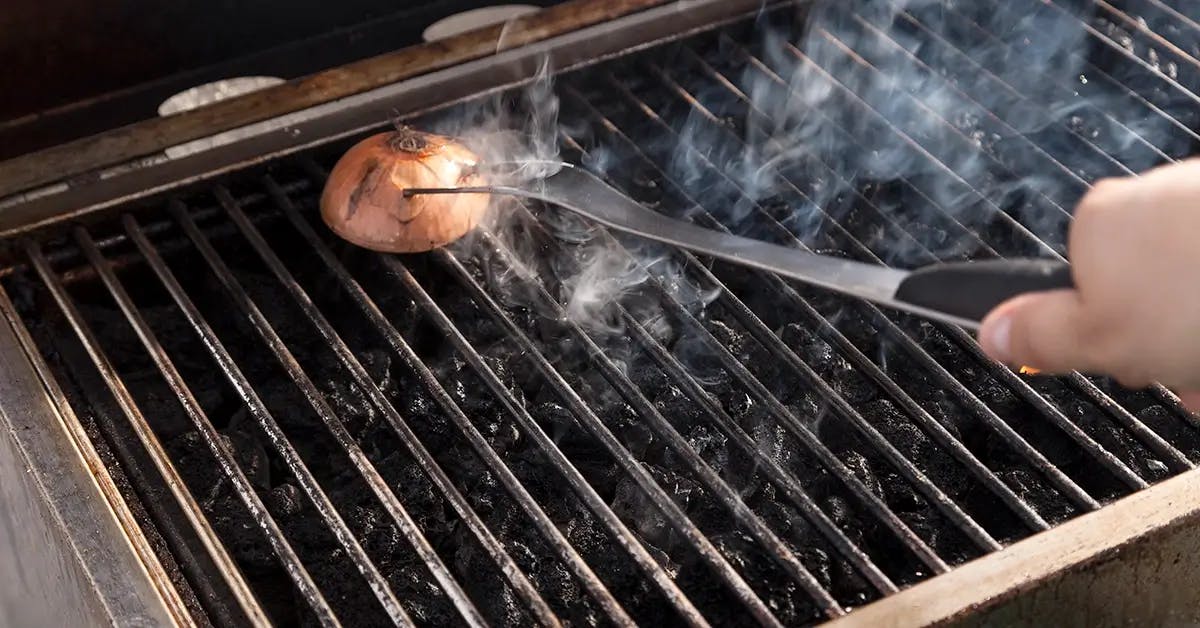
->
xmin=2 ymin=0 xmax=1200 ymax=625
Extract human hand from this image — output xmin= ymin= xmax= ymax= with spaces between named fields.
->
xmin=978 ymin=158 xmax=1200 ymax=410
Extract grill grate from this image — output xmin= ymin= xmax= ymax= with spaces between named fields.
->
xmin=5 ymin=0 xmax=1200 ymax=625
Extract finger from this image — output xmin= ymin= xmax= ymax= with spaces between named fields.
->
xmin=1175 ymin=391 xmax=1200 ymax=413
xmin=978 ymin=289 xmax=1098 ymax=373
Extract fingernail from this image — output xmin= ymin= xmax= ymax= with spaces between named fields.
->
xmin=982 ymin=314 xmax=1013 ymax=364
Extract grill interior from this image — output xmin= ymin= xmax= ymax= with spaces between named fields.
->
xmin=4 ymin=0 xmax=1200 ymax=625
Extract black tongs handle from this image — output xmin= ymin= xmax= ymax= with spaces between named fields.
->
xmin=894 ymin=259 xmax=1074 ymax=322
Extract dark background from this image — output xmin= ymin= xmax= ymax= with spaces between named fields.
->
xmin=0 ymin=1 xmax=562 ymax=159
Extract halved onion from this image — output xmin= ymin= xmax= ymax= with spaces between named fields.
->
xmin=320 ymin=127 xmax=489 ymax=253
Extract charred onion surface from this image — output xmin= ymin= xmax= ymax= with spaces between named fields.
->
xmin=320 ymin=128 xmax=489 ymax=253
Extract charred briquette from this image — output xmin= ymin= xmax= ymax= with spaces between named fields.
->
xmin=1026 ymin=379 xmax=1172 ymax=482
xmin=1081 ymin=376 xmax=1200 ymax=461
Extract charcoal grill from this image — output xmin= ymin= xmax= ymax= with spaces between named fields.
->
xmin=2 ymin=0 xmax=1200 ymax=625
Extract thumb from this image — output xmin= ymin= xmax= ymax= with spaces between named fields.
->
xmin=978 ymin=290 xmax=1095 ymax=374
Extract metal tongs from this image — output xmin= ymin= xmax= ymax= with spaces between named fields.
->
xmin=405 ymin=162 xmax=1072 ymax=330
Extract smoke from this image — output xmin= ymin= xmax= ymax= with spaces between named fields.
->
xmin=679 ymin=0 xmax=1190 ymax=267
xmin=409 ymin=0 xmax=1193 ymax=388
xmin=422 ymin=56 xmax=717 ymax=346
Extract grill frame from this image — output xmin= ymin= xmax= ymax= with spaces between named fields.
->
xmin=3 ymin=0 xmax=1200 ymax=625
xmin=0 ymin=276 xmax=190 ymax=626
xmin=0 ymin=0 xmax=765 ymax=238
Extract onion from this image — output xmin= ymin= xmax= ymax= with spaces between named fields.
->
xmin=320 ymin=127 xmax=489 ymax=253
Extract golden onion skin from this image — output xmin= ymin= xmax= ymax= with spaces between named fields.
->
xmin=320 ymin=128 xmax=489 ymax=253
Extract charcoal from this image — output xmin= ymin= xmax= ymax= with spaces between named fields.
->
xmin=319 ymin=378 xmax=377 ymax=435
xmin=837 ymin=450 xmax=884 ymax=500
xmin=684 ymin=423 xmax=730 ymax=474
xmin=224 ymin=430 xmax=270 ymax=492
xmin=863 ymin=399 xmax=969 ymax=499
xmin=611 ymin=464 xmax=699 ymax=546
xmin=708 ymin=319 xmax=751 ymax=361
xmin=713 ymin=530 xmax=814 ymax=624
xmin=1144 ymin=458 xmax=1169 ymax=480
xmin=168 ymin=431 xmax=226 ymax=501
xmin=268 ymin=484 xmax=304 ymax=518
xmin=722 ymin=389 xmax=756 ymax=422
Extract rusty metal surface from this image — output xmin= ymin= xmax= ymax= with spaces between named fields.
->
xmin=0 ymin=0 xmax=762 ymax=240
xmin=0 ymin=287 xmax=185 ymax=627
xmin=0 ymin=0 xmax=670 ymax=200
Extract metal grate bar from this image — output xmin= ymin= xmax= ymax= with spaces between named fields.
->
xmin=918 ymin=0 xmax=1200 ymax=428
xmin=599 ymin=60 xmax=1108 ymax=512
xmin=557 ymin=98 xmax=963 ymax=568
xmin=814 ymin=12 xmax=1194 ymax=472
xmin=767 ymin=40 xmax=1060 ymax=257
xmin=635 ymin=43 xmax=1102 ymax=510
xmin=723 ymin=35 xmax=1152 ymax=490
xmin=590 ymin=73 xmax=1000 ymax=552
xmin=1093 ymin=0 xmax=1200 ymax=75
xmin=560 ymin=76 xmax=1080 ymax=526
xmin=121 ymin=214 xmax=410 ymax=627
xmin=910 ymin=0 xmax=1200 ymax=164
xmin=1130 ymin=0 xmax=1200 ymax=46
xmin=676 ymin=38 xmax=1099 ymax=511
xmin=24 ymin=241 xmax=274 ymax=628
xmin=879 ymin=3 xmax=1173 ymax=170
xmin=445 ymin=228 xmax=850 ymax=609
xmin=69 ymin=228 xmax=350 ymax=627
xmin=166 ymin=201 xmax=498 ymax=627
xmin=877 ymin=0 xmax=1200 ymax=458
xmin=523 ymin=131 xmax=910 ymax=592
xmin=280 ymin=167 xmax=711 ymax=627
xmin=561 ymin=82 xmax=974 ymax=559
xmin=218 ymin=185 xmax=611 ymax=626
xmin=626 ymin=54 xmax=1053 ymax=530
xmin=378 ymin=253 xmax=795 ymax=627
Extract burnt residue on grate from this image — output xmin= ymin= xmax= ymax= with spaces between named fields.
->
xmin=6 ymin=0 xmax=1200 ymax=626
